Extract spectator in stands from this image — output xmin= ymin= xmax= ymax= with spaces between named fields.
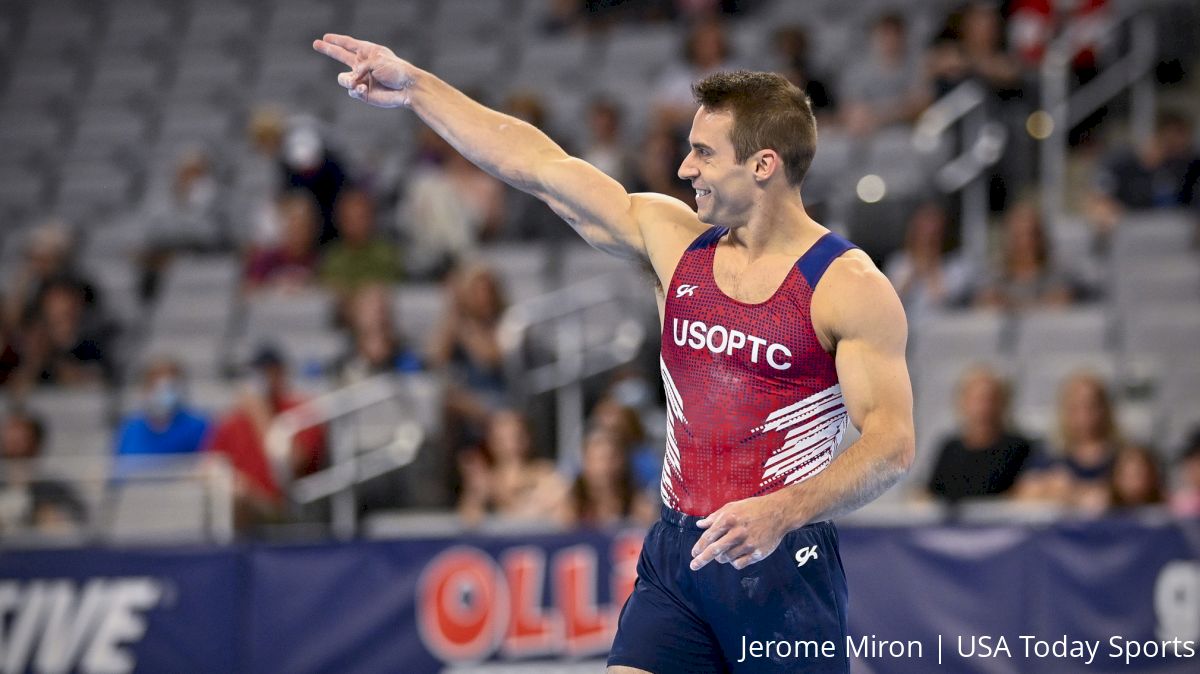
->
xmin=319 ymin=189 xmax=402 ymax=295
xmin=839 ymin=12 xmax=930 ymax=137
xmin=771 ymin=25 xmax=835 ymax=119
xmin=580 ymin=97 xmax=635 ymax=188
xmin=1105 ymin=444 xmax=1165 ymax=510
xmin=137 ymin=148 xmax=225 ymax=300
xmin=0 ymin=292 xmax=21 ymax=386
xmin=1015 ymin=372 xmax=1119 ymax=510
xmin=886 ymin=202 xmax=971 ymax=317
xmin=1087 ymin=110 xmax=1200 ymax=236
xmin=972 ymin=201 xmax=1076 ymax=310
xmin=14 ymin=278 xmax=111 ymax=387
xmin=557 ymin=428 xmax=656 ymax=527
xmin=234 ymin=107 xmax=287 ymax=250
xmin=400 ymin=129 xmax=505 ymax=278
xmin=115 ymin=358 xmax=209 ymax=456
xmin=334 ymin=284 xmax=422 ymax=383
xmin=427 ymin=262 xmax=509 ymax=427
xmin=926 ymin=366 xmax=1034 ymax=503
xmin=1169 ymin=429 xmax=1200 ymax=518
xmin=926 ymin=1 xmax=1024 ymax=100
xmin=244 ymin=192 xmax=321 ymax=292
xmin=204 ymin=344 xmax=325 ymax=528
xmin=280 ymin=120 xmax=347 ymax=246
xmin=632 ymin=120 xmax=694 ymax=205
xmin=2 ymin=220 xmax=104 ymax=335
xmin=655 ymin=17 xmax=735 ymax=128
xmin=0 ymin=410 xmax=85 ymax=534
xmin=588 ymin=396 xmax=661 ymax=494
xmin=457 ymin=409 xmax=564 ymax=526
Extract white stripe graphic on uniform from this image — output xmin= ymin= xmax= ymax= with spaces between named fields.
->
xmin=660 ymin=356 xmax=687 ymax=507
xmin=756 ymin=384 xmax=848 ymax=485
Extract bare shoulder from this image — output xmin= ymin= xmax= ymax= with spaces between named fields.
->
xmin=629 ymin=192 xmax=709 ymax=286
xmin=811 ymin=249 xmax=907 ymax=348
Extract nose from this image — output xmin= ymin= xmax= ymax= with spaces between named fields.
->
xmin=677 ymin=154 xmax=698 ymax=181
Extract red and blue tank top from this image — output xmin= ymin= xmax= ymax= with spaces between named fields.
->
xmin=659 ymin=226 xmax=857 ymax=515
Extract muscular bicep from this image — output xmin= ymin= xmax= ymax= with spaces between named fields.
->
xmin=823 ymin=260 xmax=914 ymax=448
xmin=534 ymin=156 xmax=704 ymax=267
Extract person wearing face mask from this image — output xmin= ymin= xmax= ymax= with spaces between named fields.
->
xmin=114 ymin=358 xmax=210 ymax=456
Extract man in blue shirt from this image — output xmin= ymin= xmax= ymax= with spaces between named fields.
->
xmin=115 ymin=358 xmax=210 ymax=455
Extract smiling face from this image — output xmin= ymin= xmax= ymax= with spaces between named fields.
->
xmin=677 ymin=107 xmax=762 ymax=227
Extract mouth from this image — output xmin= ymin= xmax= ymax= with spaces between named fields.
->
xmin=694 ymin=188 xmax=711 ymax=200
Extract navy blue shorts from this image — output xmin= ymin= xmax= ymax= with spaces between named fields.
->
xmin=608 ymin=506 xmax=848 ymax=673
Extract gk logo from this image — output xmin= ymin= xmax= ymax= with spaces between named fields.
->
xmin=676 ymin=284 xmax=699 ymax=298
xmin=795 ymin=545 xmax=819 ymax=567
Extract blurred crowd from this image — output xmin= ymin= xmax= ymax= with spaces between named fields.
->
xmin=1 ymin=0 xmax=1199 ymax=540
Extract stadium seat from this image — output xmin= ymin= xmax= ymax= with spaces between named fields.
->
xmin=911 ymin=310 xmax=1007 ymax=367
xmin=1112 ymin=211 xmax=1197 ymax=259
xmin=67 ymin=107 xmax=153 ymax=163
xmin=1013 ymin=350 xmax=1118 ymax=411
xmin=244 ymin=289 xmax=336 ymax=334
xmin=393 ymin=284 xmax=446 ymax=348
xmin=510 ymin=37 xmax=591 ymax=92
xmin=107 ymin=480 xmax=210 ymax=543
xmin=103 ymin=0 xmax=176 ymax=45
xmin=1123 ymin=306 xmax=1200 ymax=361
xmin=1013 ymin=307 xmax=1109 ymax=358
xmin=24 ymin=388 xmax=111 ymax=434
xmin=598 ymin=25 xmax=680 ymax=85
xmin=87 ymin=61 xmax=164 ymax=114
xmin=477 ymin=242 xmax=551 ymax=301
xmin=55 ymin=162 xmax=136 ymax=220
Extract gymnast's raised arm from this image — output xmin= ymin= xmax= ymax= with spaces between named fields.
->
xmin=313 ymin=34 xmax=701 ymax=266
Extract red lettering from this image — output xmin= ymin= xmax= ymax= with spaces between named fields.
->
xmin=416 ymin=547 xmax=508 ymax=663
xmin=501 ymin=547 xmax=562 ymax=657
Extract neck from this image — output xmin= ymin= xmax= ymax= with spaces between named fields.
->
xmin=724 ymin=191 xmax=820 ymax=258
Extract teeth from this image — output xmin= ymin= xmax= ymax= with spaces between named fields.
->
xmin=695 ymin=189 xmax=710 ymax=197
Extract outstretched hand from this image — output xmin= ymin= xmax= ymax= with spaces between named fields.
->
xmin=312 ymin=33 xmax=416 ymax=108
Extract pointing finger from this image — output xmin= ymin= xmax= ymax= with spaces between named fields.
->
xmin=321 ymin=33 xmax=364 ymax=54
xmin=313 ymin=39 xmax=356 ymax=67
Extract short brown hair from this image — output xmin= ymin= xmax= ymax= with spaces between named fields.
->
xmin=692 ymin=70 xmax=817 ymax=187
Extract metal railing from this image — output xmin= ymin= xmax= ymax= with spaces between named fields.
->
xmin=265 ymin=374 xmax=432 ymax=539
xmin=913 ymin=80 xmax=1009 ymax=269
xmin=499 ymin=270 xmax=650 ymax=472
xmin=1039 ymin=8 xmax=1158 ymax=225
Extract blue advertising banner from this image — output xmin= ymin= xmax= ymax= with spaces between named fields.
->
xmin=0 ymin=547 xmax=244 ymax=673
xmin=1 ymin=518 xmax=1197 ymax=673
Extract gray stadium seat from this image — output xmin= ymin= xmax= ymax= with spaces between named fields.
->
xmin=1114 ymin=261 xmax=1200 ymax=313
xmin=141 ymin=334 xmax=225 ymax=379
xmin=393 ymin=284 xmax=445 ymax=348
xmin=1013 ymin=350 xmax=1118 ymax=412
xmin=68 ymin=108 xmax=152 ymax=162
xmin=55 ymin=163 xmax=136 ymax=220
xmin=911 ymin=310 xmax=1007 ymax=367
xmin=3 ymin=55 xmax=80 ymax=106
xmin=1112 ymin=211 xmax=1196 ymax=259
xmin=22 ymin=2 xmax=96 ymax=56
xmin=599 ymin=26 xmax=680 ymax=86
xmin=428 ymin=40 xmax=507 ymax=92
xmin=244 ymin=289 xmax=336 ymax=334
xmin=477 ymin=243 xmax=551 ymax=301
xmin=103 ymin=0 xmax=176 ymax=44
xmin=1013 ymin=307 xmax=1109 ymax=358
xmin=510 ymin=37 xmax=590 ymax=92
xmin=184 ymin=2 xmax=256 ymax=46
xmin=1123 ymin=306 xmax=1200 ymax=361
xmin=86 ymin=55 xmax=165 ymax=106
xmin=24 ymin=388 xmax=110 ymax=434
xmin=0 ymin=168 xmax=47 ymax=216
xmin=434 ymin=0 xmax=510 ymax=39
xmin=107 ymin=480 xmax=210 ymax=543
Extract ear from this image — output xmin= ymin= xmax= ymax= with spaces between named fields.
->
xmin=750 ymin=149 xmax=781 ymax=183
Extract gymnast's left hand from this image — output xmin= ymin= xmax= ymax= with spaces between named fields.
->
xmin=689 ymin=493 xmax=791 ymax=571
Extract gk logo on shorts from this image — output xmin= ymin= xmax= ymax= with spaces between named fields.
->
xmin=795 ymin=545 xmax=820 ymax=567
xmin=675 ymin=284 xmax=699 ymax=298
